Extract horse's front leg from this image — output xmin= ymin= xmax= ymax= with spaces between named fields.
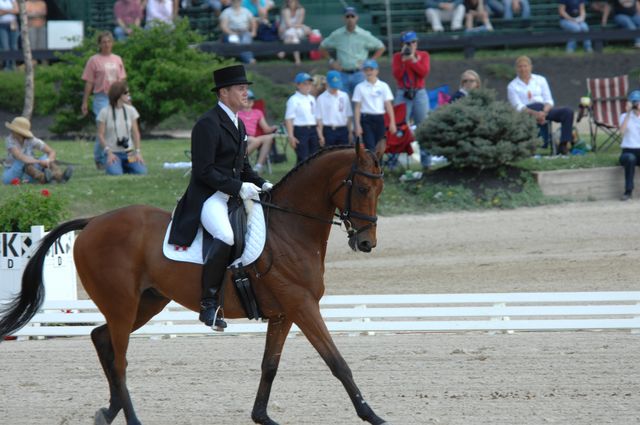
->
xmin=293 ymin=303 xmax=389 ymax=425
xmin=251 ymin=316 xmax=293 ymax=425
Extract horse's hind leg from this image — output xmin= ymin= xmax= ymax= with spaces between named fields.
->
xmin=293 ymin=303 xmax=388 ymax=425
xmin=251 ymin=316 xmax=292 ymax=425
xmin=92 ymin=289 xmax=170 ymax=425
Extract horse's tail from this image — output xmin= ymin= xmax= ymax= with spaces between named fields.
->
xmin=0 ymin=218 xmax=91 ymax=340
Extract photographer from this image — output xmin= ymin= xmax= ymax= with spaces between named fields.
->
xmin=618 ymin=90 xmax=640 ymax=201
xmin=391 ymin=30 xmax=431 ymax=127
xmin=97 ymin=81 xmax=147 ymax=176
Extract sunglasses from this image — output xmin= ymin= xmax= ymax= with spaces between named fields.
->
xmin=123 ymin=90 xmax=130 ymax=94
xmin=404 ymin=41 xmax=417 ymax=45
xmin=462 ymin=79 xmax=477 ymax=83
xmin=345 ymin=15 xmax=356 ymax=18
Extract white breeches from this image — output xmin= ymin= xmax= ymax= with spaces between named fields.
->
xmin=201 ymin=191 xmax=234 ymax=246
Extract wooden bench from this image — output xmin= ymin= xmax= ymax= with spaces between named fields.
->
xmin=9 ymin=292 xmax=640 ymax=338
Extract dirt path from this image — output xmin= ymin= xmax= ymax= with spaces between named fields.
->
xmin=2 ymin=200 xmax=640 ymax=425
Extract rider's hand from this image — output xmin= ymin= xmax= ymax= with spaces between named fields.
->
xmin=262 ymin=182 xmax=273 ymax=192
xmin=240 ymin=182 xmax=261 ymax=200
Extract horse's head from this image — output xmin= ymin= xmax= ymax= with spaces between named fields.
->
xmin=331 ymin=142 xmax=385 ymax=253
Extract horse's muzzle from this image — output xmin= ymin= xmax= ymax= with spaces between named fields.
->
xmin=348 ymin=234 xmax=374 ymax=253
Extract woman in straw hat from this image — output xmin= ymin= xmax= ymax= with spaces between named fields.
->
xmin=3 ymin=116 xmax=73 ymax=185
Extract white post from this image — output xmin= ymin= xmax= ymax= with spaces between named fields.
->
xmin=384 ymin=0 xmax=393 ymax=55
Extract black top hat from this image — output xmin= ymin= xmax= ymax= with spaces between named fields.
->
xmin=211 ymin=64 xmax=253 ymax=92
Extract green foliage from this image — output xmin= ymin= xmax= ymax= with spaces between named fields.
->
xmin=0 ymin=69 xmax=57 ymax=115
xmin=482 ymin=63 xmax=514 ymax=81
xmin=0 ymin=186 xmax=70 ymax=232
xmin=40 ymin=19 xmax=233 ymax=134
xmin=415 ymin=89 xmax=538 ymax=170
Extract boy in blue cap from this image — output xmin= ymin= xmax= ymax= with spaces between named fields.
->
xmin=285 ymin=72 xmax=319 ymax=162
xmin=352 ymin=59 xmax=396 ymax=152
xmin=316 ymin=70 xmax=353 ymax=146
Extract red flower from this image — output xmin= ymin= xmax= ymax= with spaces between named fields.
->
xmin=41 ymin=189 xmax=50 ymax=197
xmin=10 ymin=178 xmax=20 ymax=186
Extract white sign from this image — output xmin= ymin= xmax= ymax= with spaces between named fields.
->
xmin=47 ymin=20 xmax=84 ymax=50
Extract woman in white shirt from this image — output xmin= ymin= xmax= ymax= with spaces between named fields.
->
xmin=618 ymin=90 xmax=640 ymax=200
xmin=279 ymin=0 xmax=311 ymax=65
xmin=145 ymin=0 xmax=177 ymax=27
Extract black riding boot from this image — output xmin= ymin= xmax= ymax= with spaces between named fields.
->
xmin=199 ymin=239 xmax=232 ymax=330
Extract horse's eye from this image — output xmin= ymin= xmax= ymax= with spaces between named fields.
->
xmin=357 ymin=186 xmax=369 ymax=195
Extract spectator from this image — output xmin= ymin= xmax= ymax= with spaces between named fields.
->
xmin=618 ymin=90 xmax=640 ymax=200
xmin=464 ymin=0 xmax=494 ymax=31
xmin=81 ymin=31 xmax=127 ymax=169
xmin=242 ymin=0 xmax=273 ymax=22
xmin=26 ymin=0 xmax=47 ymax=51
xmin=145 ymin=0 xmax=178 ymax=27
xmin=0 ymin=0 xmax=18 ymax=71
xmin=503 ymin=0 xmax=530 ymax=20
xmin=3 ymin=116 xmax=73 ymax=184
xmin=238 ymin=89 xmax=276 ymax=174
xmin=97 ymin=81 xmax=147 ymax=176
xmin=114 ymin=0 xmax=143 ymax=41
xmin=353 ymin=59 xmax=396 ymax=152
xmin=590 ymin=1 xmax=612 ymax=25
xmin=485 ymin=0 xmax=504 ymax=17
xmin=319 ymin=6 xmax=385 ymax=97
xmin=219 ymin=0 xmax=257 ymax=64
xmin=425 ymin=0 xmax=465 ymax=32
xmin=507 ymin=56 xmax=574 ymax=154
xmin=278 ymin=0 xmax=311 ymax=65
xmin=285 ymin=72 xmax=319 ymax=163
xmin=207 ymin=0 xmax=232 ymax=16
xmin=316 ymin=70 xmax=353 ymax=147
xmin=449 ymin=69 xmax=482 ymax=102
xmin=610 ymin=0 xmax=640 ymax=48
xmin=310 ymin=73 xmax=327 ymax=97
xmin=391 ymin=30 xmax=431 ymax=127
xmin=558 ymin=0 xmax=593 ymax=53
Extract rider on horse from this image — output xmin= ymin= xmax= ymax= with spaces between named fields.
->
xmin=168 ymin=65 xmax=272 ymax=330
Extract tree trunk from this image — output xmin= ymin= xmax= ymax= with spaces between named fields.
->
xmin=18 ymin=0 xmax=34 ymax=120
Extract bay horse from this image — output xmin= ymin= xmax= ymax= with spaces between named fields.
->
xmin=0 ymin=143 xmax=389 ymax=425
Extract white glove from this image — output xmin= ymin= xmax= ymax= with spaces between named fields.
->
xmin=239 ymin=182 xmax=260 ymax=200
xmin=262 ymin=182 xmax=273 ymax=192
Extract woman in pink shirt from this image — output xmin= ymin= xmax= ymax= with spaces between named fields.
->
xmin=237 ymin=89 xmax=277 ymax=173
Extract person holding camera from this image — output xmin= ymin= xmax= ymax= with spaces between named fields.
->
xmin=618 ymin=90 xmax=640 ymax=201
xmin=391 ymin=31 xmax=431 ymax=128
xmin=96 ymin=81 xmax=147 ymax=176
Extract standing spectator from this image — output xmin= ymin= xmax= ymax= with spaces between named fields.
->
xmin=278 ymin=0 xmax=311 ymax=65
xmin=619 ymin=90 xmax=640 ymax=200
xmin=26 ymin=0 xmax=47 ymax=51
xmin=114 ymin=0 xmax=143 ymax=41
xmin=507 ymin=56 xmax=574 ymax=154
xmin=353 ymin=59 xmax=396 ymax=152
xmin=558 ymin=0 xmax=593 ymax=53
xmin=316 ymin=70 xmax=353 ymax=147
xmin=145 ymin=0 xmax=178 ymax=27
xmin=238 ymin=89 xmax=277 ymax=174
xmin=219 ymin=0 xmax=257 ymax=64
xmin=449 ymin=69 xmax=482 ymax=102
xmin=97 ymin=81 xmax=147 ymax=176
xmin=81 ymin=31 xmax=127 ymax=169
xmin=391 ymin=30 xmax=431 ymax=127
xmin=319 ymin=6 xmax=385 ymax=98
xmin=425 ymin=0 xmax=465 ymax=32
xmin=464 ymin=0 xmax=494 ymax=31
xmin=0 ymin=0 xmax=18 ymax=71
xmin=611 ymin=0 xmax=640 ymax=48
xmin=285 ymin=72 xmax=319 ymax=163
xmin=503 ymin=0 xmax=530 ymax=20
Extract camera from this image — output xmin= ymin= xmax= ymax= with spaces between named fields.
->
xmin=116 ymin=137 xmax=130 ymax=149
xmin=403 ymin=88 xmax=416 ymax=100
xmin=401 ymin=45 xmax=411 ymax=56
xmin=633 ymin=101 xmax=639 ymax=110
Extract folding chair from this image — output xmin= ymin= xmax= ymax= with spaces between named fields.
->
xmin=383 ymin=103 xmax=415 ymax=169
xmin=427 ymin=84 xmax=451 ymax=110
xmin=583 ymin=75 xmax=629 ymax=152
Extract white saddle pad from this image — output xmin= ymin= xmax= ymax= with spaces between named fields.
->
xmin=162 ymin=201 xmax=266 ymax=267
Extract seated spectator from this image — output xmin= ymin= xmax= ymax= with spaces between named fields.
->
xmin=590 ymin=1 xmax=612 ymax=25
xmin=503 ymin=0 xmax=530 ymax=20
xmin=316 ymin=70 xmax=353 ymax=147
xmin=558 ymin=0 xmax=593 ymax=53
xmin=238 ymin=89 xmax=276 ymax=174
xmin=97 ymin=81 xmax=147 ymax=175
xmin=425 ymin=0 xmax=465 ymax=32
xmin=145 ymin=0 xmax=178 ymax=27
xmin=26 ymin=0 xmax=47 ymax=51
xmin=507 ymin=56 xmax=574 ymax=154
xmin=0 ymin=0 xmax=18 ymax=71
xmin=207 ymin=0 xmax=232 ymax=16
xmin=449 ymin=69 xmax=481 ymax=102
xmin=3 ymin=116 xmax=73 ymax=184
xmin=219 ymin=0 xmax=257 ymax=64
xmin=278 ymin=0 xmax=311 ymax=65
xmin=485 ymin=0 xmax=504 ymax=17
xmin=464 ymin=0 xmax=493 ymax=31
xmin=610 ymin=0 xmax=640 ymax=48
xmin=242 ymin=0 xmax=273 ymax=22
xmin=618 ymin=90 xmax=640 ymax=200
xmin=114 ymin=0 xmax=143 ymax=41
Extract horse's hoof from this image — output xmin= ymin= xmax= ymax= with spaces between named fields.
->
xmin=94 ymin=408 xmax=111 ymax=425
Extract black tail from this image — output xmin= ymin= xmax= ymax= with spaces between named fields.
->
xmin=0 ymin=218 xmax=90 ymax=340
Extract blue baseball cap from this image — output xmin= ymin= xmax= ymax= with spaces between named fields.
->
xmin=362 ymin=59 xmax=378 ymax=70
xmin=344 ymin=6 xmax=357 ymax=16
xmin=401 ymin=31 xmax=417 ymax=43
xmin=326 ymin=70 xmax=342 ymax=89
xmin=294 ymin=72 xmax=313 ymax=84
xmin=629 ymin=90 xmax=640 ymax=103
xmin=247 ymin=89 xmax=255 ymax=99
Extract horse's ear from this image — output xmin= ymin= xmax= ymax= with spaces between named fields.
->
xmin=374 ymin=138 xmax=387 ymax=162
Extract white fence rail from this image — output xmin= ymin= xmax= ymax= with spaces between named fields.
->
xmin=9 ymin=292 xmax=640 ymax=338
